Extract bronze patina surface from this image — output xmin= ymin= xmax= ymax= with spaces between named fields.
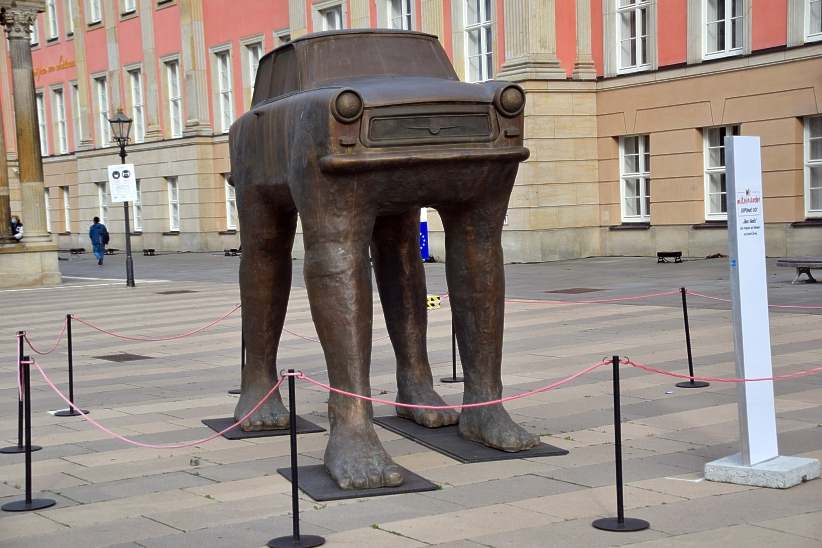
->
xmin=230 ymin=29 xmax=535 ymax=490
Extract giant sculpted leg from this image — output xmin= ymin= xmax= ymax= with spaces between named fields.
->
xmin=372 ymin=210 xmax=458 ymax=428
xmin=298 ymin=191 xmax=404 ymax=489
xmin=234 ymin=185 xmax=297 ymax=431
xmin=439 ymin=177 xmax=539 ymax=452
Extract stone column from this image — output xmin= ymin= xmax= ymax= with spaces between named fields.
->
xmin=179 ymin=0 xmax=211 ymax=135
xmin=70 ymin=0 xmax=94 ymax=149
xmin=420 ymin=0 xmax=444 ymax=44
xmin=288 ymin=0 xmax=308 ymax=38
xmin=572 ymin=0 xmax=596 ymax=80
xmin=496 ymin=0 xmax=566 ymax=81
xmin=0 ymin=94 xmax=10 ymax=241
xmin=349 ymin=0 xmax=369 ymax=28
xmin=2 ymin=1 xmax=49 ymax=240
xmin=104 ymin=0 xmax=120 ymax=116
xmin=139 ymin=0 xmax=161 ymax=140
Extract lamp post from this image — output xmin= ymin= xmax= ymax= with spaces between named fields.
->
xmin=108 ymin=109 xmax=135 ymax=288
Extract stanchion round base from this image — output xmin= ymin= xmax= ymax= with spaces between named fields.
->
xmin=439 ymin=376 xmax=464 ymax=384
xmin=0 ymin=445 xmax=41 ymax=454
xmin=592 ymin=517 xmax=650 ymax=532
xmin=53 ymin=408 xmax=89 ymax=417
xmin=227 ymin=388 xmax=242 ymax=395
xmin=2 ymin=498 xmax=56 ymax=512
xmin=267 ymin=534 xmax=325 ymax=547
xmin=675 ymin=380 xmax=710 ymax=389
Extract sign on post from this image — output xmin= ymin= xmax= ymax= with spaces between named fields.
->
xmin=107 ymin=164 xmax=137 ymax=203
xmin=419 ymin=207 xmax=430 ymax=261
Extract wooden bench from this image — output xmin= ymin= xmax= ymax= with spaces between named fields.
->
xmin=776 ymin=257 xmax=822 ymax=284
xmin=657 ymin=251 xmax=682 ymax=263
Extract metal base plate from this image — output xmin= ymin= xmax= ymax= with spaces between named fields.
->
xmin=439 ymin=376 xmax=464 ymax=383
xmin=592 ymin=517 xmax=650 ymax=532
xmin=278 ymin=464 xmax=438 ymax=502
xmin=0 ymin=445 xmax=41 ymax=454
xmin=373 ymin=415 xmax=568 ymax=463
xmin=2 ymin=498 xmax=56 ymax=512
xmin=267 ymin=534 xmax=325 ymax=548
xmin=675 ymin=380 xmax=710 ymax=388
xmin=201 ymin=416 xmax=325 ymax=440
xmin=53 ymin=408 xmax=89 ymax=417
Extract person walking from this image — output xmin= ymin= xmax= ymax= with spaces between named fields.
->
xmin=9 ymin=215 xmax=23 ymax=242
xmin=89 ymin=217 xmax=109 ymax=265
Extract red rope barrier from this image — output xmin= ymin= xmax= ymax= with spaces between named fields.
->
xmin=686 ymin=290 xmax=822 ymax=310
xmin=24 ymin=318 xmax=68 ymax=355
xmin=623 ymin=357 xmax=822 ymax=383
xmin=505 ymin=290 xmax=680 ymax=306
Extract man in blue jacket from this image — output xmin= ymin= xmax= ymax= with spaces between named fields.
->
xmin=89 ymin=217 xmax=109 ymax=266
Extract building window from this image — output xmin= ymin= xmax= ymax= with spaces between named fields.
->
xmin=52 ymin=88 xmax=68 ymax=154
xmin=167 ymin=177 xmax=180 ymax=231
xmin=128 ymin=69 xmax=145 ymax=143
xmin=97 ymin=182 xmax=109 ymax=224
xmin=88 ymin=0 xmax=102 ymax=24
xmin=465 ymin=0 xmax=492 ymax=82
xmin=66 ymin=0 xmax=75 ymax=35
xmin=704 ymin=0 xmax=743 ymax=58
xmin=617 ymin=0 xmax=650 ymax=72
xmin=319 ymin=5 xmax=343 ymax=30
xmin=704 ymin=125 xmax=740 ymax=220
xmin=94 ymin=76 xmax=110 ymax=146
xmin=805 ymin=116 xmax=822 ymax=216
xmin=122 ymin=0 xmax=136 ymax=14
xmin=245 ymin=42 xmax=263 ymax=104
xmin=133 ymin=179 xmax=143 ymax=231
xmin=274 ymin=30 xmax=291 ymax=47
xmin=36 ymin=92 xmax=48 ymax=157
xmin=165 ymin=60 xmax=182 ymax=138
xmin=46 ymin=0 xmax=59 ymax=39
xmin=30 ymin=16 xmax=39 ymax=45
xmin=215 ymin=50 xmax=234 ymax=133
xmin=388 ymin=0 xmax=413 ymax=29
xmin=619 ymin=135 xmax=651 ymax=222
xmin=71 ymin=82 xmax=81 ymax=147
xmin=44 ymin=188 xmax=52 ymax=233
xmin=809 ymin=0 xmax=822 ymax=41
xmin=61 ymin=186 xmax=71 ymax=233
xmin=224 ymin=176 xmax=237 ymax=230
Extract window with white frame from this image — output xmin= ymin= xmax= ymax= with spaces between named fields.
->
xmin=133 ymin=179 xmax=143 ymax=231
xmin=122 ymin=0 xmax=136 ymax=14
xmin=71 ymin=82 xmax=81 ymax=147
xmin=88 ymin=0 xmax=102 ymax=24
xmin=704 ymin=125 xmax=740 ymax=220
xmin=165 ymin=60 xmax=182 ymax=138
xmin=44 ymin=188 xmax=52 ymax=232
xmin=274 ymin=31 xmax=291 ymax=47
xmin=388 ymin=0 xmax=413 ymax=29
xmin=215 ymin=50 xmax=234 ymax=133
xmin=465 ymin=0 xmax=493 ymax=82
xmin=224 ymin=175 xmax=237 ymax=230
xmin=128 ymin=69 xmax=145 ymax=143
xmin=46 ymin=0 xmax=58 ymax=39
xmin=61 ymin=186 xmax=71 ymax=232
xmin=52 ymin=87 xmax=68 ymax=154
xmin=704 ymin=0 xmax=743 ymax=58
xmin=30 ymin=16 xmax=39 ymax=45
xmin=319 ymin=5 xmax=343 ymax=30
xmin=94 ymin=76 xmax=110 ymax=146
xmin=809 ymin=0 xmax=822 ymax=40
xmin=167 ymin=177 xmax=180 ymax=231
xmin=805 ymin=116 xmax=822 ymax=216
xmin=245 ymin=42 xmax=263 ymax=103
xmin=97 ymin=182 xmax=109 ymax=223
xmin=36 ymin=92 xmax=48 ymax=157
xmin=619 ymin=135 xmax=651 ymax=222
xmin=617 ymin=0 xmax=650 ymax=72
xmin=66 ymin=0 xmax=75 ymax=35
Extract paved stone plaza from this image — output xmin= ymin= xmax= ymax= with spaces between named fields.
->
xmin=1 ymin=252 xmax=820 ymax=547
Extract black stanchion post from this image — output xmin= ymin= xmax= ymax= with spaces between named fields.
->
xmin=1 ymin=333 xmax=40 ymax=454
xmin=592 ymin=356 xmax=649 ymax=532
xmin=2 ymin=357 xmax=56 ymax=512
xmin=55 ymin=315 xmax=89 ymax=416
xmin=440 ymin=319 xmax=464 ymax=384
xmin=676 ymin=288 xmax=709 ymax=389
xmin=267 ymin=370 xmax=324 ymax=548
xmin=228 ymin=330 xmax=244 ymax=395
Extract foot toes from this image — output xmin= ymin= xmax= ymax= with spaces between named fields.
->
xmin=383 ymin=465 xmax=404 ymax=487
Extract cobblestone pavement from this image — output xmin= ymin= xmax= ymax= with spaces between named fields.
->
xmin=0 ymin=253 xmax=820 ymax=547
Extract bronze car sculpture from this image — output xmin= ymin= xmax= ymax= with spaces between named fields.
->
xmin=229 ymin=30 xmax=536 ymax=490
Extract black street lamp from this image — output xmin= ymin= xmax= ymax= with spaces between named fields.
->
xmin=108 ymin=109 xmax=135 ymax=288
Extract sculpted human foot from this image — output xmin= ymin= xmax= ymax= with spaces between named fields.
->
xmin=234 ymin=385 xmax=289 ymax=431
xmin=396 ymin=384 xmax=459 ymax=428
xmin=325 ymin=423 xmax=404 ymax=489
xmin=459 ymin=405 xmax=539 ymax=452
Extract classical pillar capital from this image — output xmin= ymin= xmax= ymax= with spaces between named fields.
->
xmin=0 ymin=1 xmax=43 ymax=41
xmin=496 ymin=0 xmax=566 ymax=82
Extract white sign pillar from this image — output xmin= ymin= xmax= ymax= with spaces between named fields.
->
xmin=705 ymin=136 xmax=819 ymax=487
